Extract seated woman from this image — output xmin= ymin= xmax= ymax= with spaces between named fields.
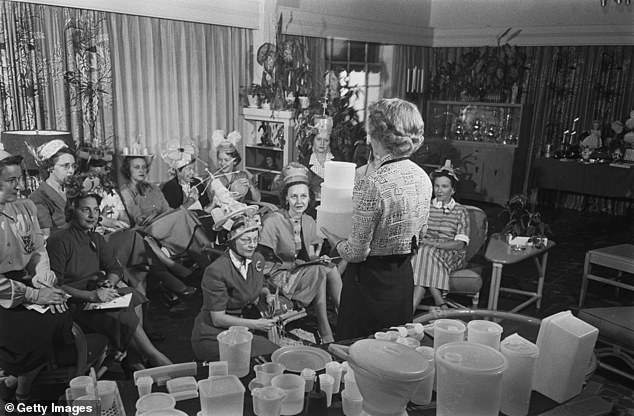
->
xmin=257 ymin=163 xmax=342 ymax=344
xmin=119 ymin=153 xmax=213 ymax=268
xmin=191 ymin=206 xmax=277 ymax=361
xmin=161 ymin=140 xmax=211 ymax=210
xmin=46 ymin=193 xmax=172 ymax=368
xmin=0 ymin=149 xmax=72 ymax=402
xmin=411 ymin=161 xmax=470 ymax=310
xmin=210 ymin=130 xmax=261 ymax=203
xmin=28 ymin=139 xmax=76 ymax=239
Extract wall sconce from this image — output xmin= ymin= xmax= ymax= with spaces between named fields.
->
xmin=601 ymin=0 xmax=631 ymax=6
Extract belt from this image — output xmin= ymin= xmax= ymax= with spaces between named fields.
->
xmin=366 ymin=254 xmax=411 ymax=263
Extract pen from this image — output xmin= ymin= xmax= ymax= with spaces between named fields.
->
xmin=38 ymin=282 xmax=72 ymax=299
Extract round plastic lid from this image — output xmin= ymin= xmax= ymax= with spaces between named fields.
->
xmin=349 ymin=339 xmax=428 ymax=382
xmin=136 ymin=392 xmax=176 ymax=413
xmin=436 ymin=342 xmax=507 ymax=374
xmin=500 ymin=335 xmax=539 ymax=357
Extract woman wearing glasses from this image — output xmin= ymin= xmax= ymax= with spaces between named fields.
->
xmin=29 ymin=139 xmax=77 ymax=238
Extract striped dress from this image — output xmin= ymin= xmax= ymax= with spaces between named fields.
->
xmin=412 ymin=199 xmax=470 ymax=291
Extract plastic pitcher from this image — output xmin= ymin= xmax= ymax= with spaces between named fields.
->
xmin=500 ymin=333 xmax=539 ymax=416
xmin=436 ymin=341 xmax=508 ymax=416
xmin=218 ymin=329 xmax=253 ymax=378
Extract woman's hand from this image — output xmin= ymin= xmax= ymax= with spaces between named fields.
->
xmin=32 ymin=270 xmax=58 ymax=288
xmin=251 ymin=318 xmax=277 ymax=332
xmin=95 ymin=287 xmax=119 ymax=303
xmin=36 ymin=287 xmax=66 ymax=305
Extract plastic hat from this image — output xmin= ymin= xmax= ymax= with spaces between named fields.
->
xmin=211 ymin=200 xmax=259 ymax=232
xmin=161 ymin=140 xmax=198 ymax=171
xmin=228 ymin=213 xmax=262 ymax=241
xmin=36 ymin=139 xmax=68 ymax=162
xmin=281 ymin=162 xmax=310 ymax=186
xmin=433 ymin=159 xmax=460 ymax=182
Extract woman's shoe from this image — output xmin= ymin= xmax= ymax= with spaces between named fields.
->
xmin=178 ymin=286 xmax=197 ymax=299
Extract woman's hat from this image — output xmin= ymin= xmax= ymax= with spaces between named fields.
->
xmin=281 ymin=162 xmax=309 ymax=186
xmin=161 ymin=140 xmax=198 ymax=171
xmin=433 ymin=159 xmax=460 ymax=182
xmin=24 ymin=139 xmax=69 ymax=166
xmin=119 ymin=147 xmax=155 ymax=167
xmin=211 ymin=200 xmax=259 ymax=232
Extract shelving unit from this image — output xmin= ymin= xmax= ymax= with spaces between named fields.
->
xmin=241 ymin=108 xmax=296 ymax=197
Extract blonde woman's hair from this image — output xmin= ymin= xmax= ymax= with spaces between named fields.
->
xmin=366 ymin=98 xmax=425 ymax=158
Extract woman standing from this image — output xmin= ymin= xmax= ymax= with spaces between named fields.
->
xmin=258 ymin=163 xmax=341 ymax=343
xmin=191 ymin=208 xmax=277 ymax=360
xmin=321 ymin=98 xmax=432 ymax=340
xmin=411 ymin=161 xmax=470 ymax=310
xmin=28 ymin=139 xmax=76 ymax=238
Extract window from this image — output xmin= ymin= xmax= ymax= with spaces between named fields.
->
xmin=326 ymin=39 xmax=382 ymax=121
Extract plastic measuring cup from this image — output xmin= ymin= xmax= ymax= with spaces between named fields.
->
xmin=218 ymin=329 xmax=253 ymax=377
xmin=254 ymin=362 xmax=285 ymax=387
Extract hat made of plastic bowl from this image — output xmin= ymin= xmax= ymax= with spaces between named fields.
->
xmin=211 ymin=200 xmax=259 ymax=232
xmin=36 ymin=139 xmax=69 ymax=162
xmin=119 ymin=147 xmax=155 ymax=167
xmin=281 ymin=162 xmax=310 ymax=186
xmin=161 ymin=140 xmax=198 ymax=171
xmin=433 ymin=159 xmax=460 ymax=182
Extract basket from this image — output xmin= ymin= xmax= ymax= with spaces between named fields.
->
xmin=65 ymin=384 xmax=126 ymax=416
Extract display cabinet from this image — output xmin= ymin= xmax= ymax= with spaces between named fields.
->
xmin=241 ymin=108 xmax=296 ymax=198
xmin=419 ymin=101 xmax=524 ymax=206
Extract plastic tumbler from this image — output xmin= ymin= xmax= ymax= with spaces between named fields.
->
xmin=86 ymin=380 xmax=117 ymax=410
xmin=218 ymin=329 xmax=253 ymax=377
xmin=300 ymin=368 xmax=316 ymax=392
xmin=341 ymin=388 xmax=363 ymax=416
xmin=318 ymin=374 xmax=335 ymax=407
xmin=252 ymin=386 xmax=286 ymax=416
xmin=271 ymin=374 xmax=305 ymax=415
xmin=69 ymin=375 xmax=93 ymax=400
xmin=254 ymin=362 xmax=285 ymax=387
xmin=500 ymin=334 xmax=539 ymax=416
xmin=325 ymin=361 xmax=343 ymax=393
xmin=433 ymin=319 xmax=466 ymax=349
xmin=411 ymin=346 xmax=435 ymax=405
xmin=467 ymin=320 xmax=504 ymax=350
xmin=136 ymin=376 xmax=154 ymax=397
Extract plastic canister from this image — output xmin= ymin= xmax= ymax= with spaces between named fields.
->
xmin=500 ymin=333 xmax=539 ymax=416
xmin=348 ymin=339 xmax=427 ymax=416
xmin=198 ymin=375 xmax=245 ymax=416
xmin=433 ymin=319 xmax=466 ymax=349
xmin=436 ymin=341 xmax=508 ymax=416
xmin=217 ymin=329 xmax=253 ymax=378
xmin=467 ymin=320 xmax=503 ymax=350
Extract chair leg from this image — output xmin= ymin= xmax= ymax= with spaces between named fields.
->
xmin=471 ymin=292 xmax=480 ymax=309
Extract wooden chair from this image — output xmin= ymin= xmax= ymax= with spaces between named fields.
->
xmin=444 ymin=205 xmax=489 ymax=308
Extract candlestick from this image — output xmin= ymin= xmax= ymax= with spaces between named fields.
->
xmin=562 ymin=130 xmax=570 ymax=145
xmin=571 ymin=117 xmax=579 ymax=133
xmin=406 ymin=68 xmax=411 ymax=93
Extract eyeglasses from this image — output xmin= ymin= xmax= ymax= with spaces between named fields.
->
xmin=236 ymin=236 xmax=259 ymax=245
xmin=56 ymin=163 xmax=77 ymax=170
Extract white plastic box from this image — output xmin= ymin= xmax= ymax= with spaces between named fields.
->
xmin=198 ymin=375 xmax=245 ymax=416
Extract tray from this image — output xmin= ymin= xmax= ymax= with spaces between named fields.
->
xmin=271 ymin=345 xmax=332 ymax=373
xmin=65 ymin=385 xmax=126 ymax=416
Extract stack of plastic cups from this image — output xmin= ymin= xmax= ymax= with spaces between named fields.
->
xmin=467 ymin=320 xmax=504 ymax=350
xmin=300 ymin=368 xmax=316 ymax=393
xmin=411 ymin=346 xmax=435 ymax=405
xmin=325 ymin=362 xmax=343 ymax=394
xmin=433 ymin=319 xmax=466 ymax=350
xmin=317 ymin=374 xmax=335 ymax=407
xmin=500 ymin=334 xmax=539 ymax=416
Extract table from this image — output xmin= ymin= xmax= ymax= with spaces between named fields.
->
xmin=579 ymin=244 xmax=634 ymax=308
xmin=484 ymin=236 xmax=555 ymax=312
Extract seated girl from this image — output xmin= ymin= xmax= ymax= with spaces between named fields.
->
xmin=209 ymin=130 xmax=261 ymax=203
xmin=257 ymin=163 xmax=342 ymax=344
xmin=191 ymin=206 xmax=277 ymax=361
xmin=411 ymin=160 xmax=470 ymax=310
xmin=160 ymin=140 xmax=211 ymax=210
xmin=46 ymin=193 xmax=172 ymax=369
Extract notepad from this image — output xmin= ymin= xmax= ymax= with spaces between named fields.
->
xmin=83 ymin=293 xmax=132 ymax=310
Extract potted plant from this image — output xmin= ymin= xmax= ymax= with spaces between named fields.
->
xmin=247 ymin=84 xmax=262 ymax=108
xmin=500 ymin=194 xmax=551 ymax=249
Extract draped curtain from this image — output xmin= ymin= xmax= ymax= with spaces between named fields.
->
xmin=108 ymin=14 xmax=251 ymax=181
xmin=0 ymin=1 xmax=113 ymax=147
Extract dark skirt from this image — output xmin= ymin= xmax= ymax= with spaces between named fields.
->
xmin=71 ymin=287 xmax=146 ymax=352
xmin=336 ymin=255 xmax=414 ymax=341
xmin=0 ymin=306 xmax=73 ymax=375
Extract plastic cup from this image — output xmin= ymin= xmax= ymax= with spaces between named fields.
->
xmin=300 ymin=368 xmax=316 ymax=392
xmin=208 ymin=360 xmax=229 ymax=377
xmin=254 ymin=362 xmax=285 ymax=387
xmin=433 ymin=319 xmax=466 ymax=349
xmin=271 ymin=374 xmax=305 ymax=416
xmin=467 ymin=320 xmax=504 ymax=350
xmin=343 ymin=372 xmax=361 ymax=399
xmin=411 ymin=346 xmax=435 ymax=405
xmin=69 ymin=375 xmax=93 ymax=400
xmin=341 ymin=388 xmax=363 ymax=416
xmin=86 ymin=380 xmax=117 ymax=410
xmin=218 ymin=329 xmax=253 ymax=378
xmin=325 ymin=361 xmax=343 ymax=393
xmin=136 ymin=392 xmax=176 ymax=415
xmin=136 ymin=376 xmax=154 ymax=397
xmin=318 ymin=373 xmax=335 ymax=407
xmin=252 ymin=386 xmax=286 ymax=416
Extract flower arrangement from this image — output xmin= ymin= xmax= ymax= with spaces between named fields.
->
xmin=500 ymin=194 xmax=551 ymax=248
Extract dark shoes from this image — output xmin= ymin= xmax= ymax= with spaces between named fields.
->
xmin=179 ymin=286 xmax=197 ymax=298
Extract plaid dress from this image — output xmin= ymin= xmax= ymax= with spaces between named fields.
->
xmin=412 ymin=199 xmax=470 ymax=291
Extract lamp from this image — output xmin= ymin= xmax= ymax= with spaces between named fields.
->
xmin=1 ymin=130 xmax=73 ymax=171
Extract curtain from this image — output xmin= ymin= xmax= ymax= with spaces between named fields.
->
xmin=108 ymin=14 xmax=251 ymax=181
xmin=0 ymin=1 xmax=113 ymax=147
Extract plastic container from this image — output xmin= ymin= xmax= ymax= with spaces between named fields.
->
xmin=166 ymin=376 xmax=197 ymax=395
xmin=270 ymin=374 xmax=306 ymax=415
xmin=207 ymin=361 xmax=229 ymax=378
xmin=72 ymin=394 xmax=99 ymax=411
xmin=69 ymin=375 xmax=93 ymax=400
xmin=347 ymin=339 xmax=427 ymax=416
xmin=433 ymin=319 xmax=466 ymax=349
xmin=341 ymin=388 xmax=363 ymax=416
xmin=218 ymin=329 xmax=253 ymax=378
xmin=317 ymin=374 xmax=335 ymax=407
xmin=500 ymin=334 xmax=539 ymax=416
xmin=86 ymin=380 xmax=117 ymax=410
xmin=136 ymin=392 xmax=176 ymax=415
xmin=254 ymin=362 xmax=285 ymax=387
xmin=467 ymin=320 xmax=504 ymax=350
xmin=198 ymin=375 xmax=245 ymax=416
xmin=396 ymin=336 xmax=420 ymax=348
xmin=533 ymin=311 xmax=598 ymax=403
xmin=325 ymin=361 xmax=343 ymax=394
xmin=436 ymin=342 xmax=507 ymax=416
xmin=300 ymin=368 xmax=316 ymax=392
xmin=411 ymin=346 xmax=435 ymax=406
xmin=343 ymin=372 xmax=361 ymax=400
xmin=143 ymin=410 xmax=189 ymax=416
xmin=252 ymin=386 xmax=286 ymax=416
xmin=136 ymin=376 xmax=154 ymax=398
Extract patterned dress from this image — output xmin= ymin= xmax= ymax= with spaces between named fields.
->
xmin=412 ymin=198 xmax=470 ymax=291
